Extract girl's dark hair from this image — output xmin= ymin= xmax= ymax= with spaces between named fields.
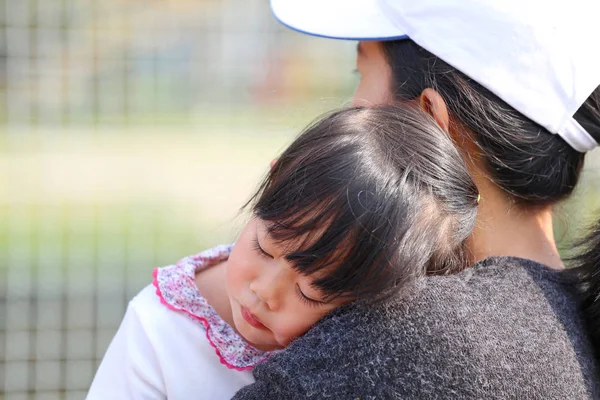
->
xmin=380 ymin=39 xmax=600 ymax=351
xmin=246 ymin=105 xmax=478 ymax=302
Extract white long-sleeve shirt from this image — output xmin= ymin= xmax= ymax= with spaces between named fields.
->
xmin=87 ymin=246 xmax=269 ymax=400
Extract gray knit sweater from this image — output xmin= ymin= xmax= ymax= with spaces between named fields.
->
xmin=232 ymin=257 xmax=600 ymax=399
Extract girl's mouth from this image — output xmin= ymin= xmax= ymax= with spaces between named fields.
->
xmin=241 ymin=306 xmax=267 ymax=329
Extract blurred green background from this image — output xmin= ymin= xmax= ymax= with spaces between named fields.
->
xmin=0 ymin=0 xmax=598 ymax=398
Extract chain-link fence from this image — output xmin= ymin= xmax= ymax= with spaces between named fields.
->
xmin=0 ymin=1 xmax=355 ymax=398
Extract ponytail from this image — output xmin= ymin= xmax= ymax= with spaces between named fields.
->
xmin=572 ymin=218 xmax=600 ymax=354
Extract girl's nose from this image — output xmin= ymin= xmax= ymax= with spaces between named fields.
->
xmin=249 ymin=268 xmax=286 ymax=311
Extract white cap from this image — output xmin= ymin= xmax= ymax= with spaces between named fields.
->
xmin=271 ymin=0 xmax=600 ymax=152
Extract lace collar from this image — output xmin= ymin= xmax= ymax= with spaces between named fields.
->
xmin=152 ymin=244 xmax=271 ymax=371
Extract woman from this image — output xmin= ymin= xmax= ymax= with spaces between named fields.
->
xmin=232 ymin=0 xmax=600 ymax=398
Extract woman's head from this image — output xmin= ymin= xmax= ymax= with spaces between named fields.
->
xmin=226 ymin=105 xmax=478 ymax=349
xmin=383 ymin=40 xmax=600 ymax=206
xmin=353 ymin=40 xmax=600 ymax=207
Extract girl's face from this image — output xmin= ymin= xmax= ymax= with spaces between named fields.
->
xmin=352 ymin=41 xmax=393 ymax=106
xmin=226 ymin=217 xmax=345 ymax=351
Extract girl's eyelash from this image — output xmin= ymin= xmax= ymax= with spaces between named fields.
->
xmin=295 ymin=284 xmax=323 ymax=308
xmin=352 ymin=68 xmax=360 ymax=75
xmin=251 ymin=237 xmax=272 ymax=259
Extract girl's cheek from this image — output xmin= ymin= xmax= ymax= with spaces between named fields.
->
xmin=235 ymin=258 xmax=255 ymax=282
xmin=273 ymin=329 xmax=300 ymax=347
xmin=274 ymin=314 xmax=321 ymax=344
xmin=226 ymin=256 xmax=247 ymax=291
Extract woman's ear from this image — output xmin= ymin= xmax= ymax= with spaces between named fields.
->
xmin=419 ymin=88 xmax=481 ymax=171
xmin=418 ymin=88 xmax=450 ymax=133
xmin=270 ymin=159 xmax=278 ymax=170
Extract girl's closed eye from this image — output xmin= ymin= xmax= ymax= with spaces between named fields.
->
xmin=295 ymin=283 xmax=326 ymax=308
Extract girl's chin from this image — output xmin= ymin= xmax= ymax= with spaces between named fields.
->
xmin=233 ymin=316 xmax=275 ymax=349
xmin=239 ymin=326 xmax=283 ymax=351
xmin=251 ymin=341 xmax=284 ymax=352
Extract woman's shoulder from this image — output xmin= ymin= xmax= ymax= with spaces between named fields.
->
xmin=240 ymin=257 xmax=599 ymax=399
xmin=345 ymin=256 xmax=587 ymax=349
xmin=320 ymin=256 xmax=581 ymax=333
xmin=418 ymin=255 xmax=578 ymax=307
xmin=381 ymin=256 xmax=580 ymax=321
xmin=343 ymin=256 xmax=578 ymax=324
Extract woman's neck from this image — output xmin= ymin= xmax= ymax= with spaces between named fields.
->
xmin=467 ymin=176 xmax=564 ymax=270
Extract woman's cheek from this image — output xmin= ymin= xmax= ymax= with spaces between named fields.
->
xmin=354 ymin=76 xmax=391 ymax=106
xmin=352 ymin=81 xmax=372 ymax=106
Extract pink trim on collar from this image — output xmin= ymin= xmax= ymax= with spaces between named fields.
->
xmin=152 ymin=244 xmax=271 ymax=371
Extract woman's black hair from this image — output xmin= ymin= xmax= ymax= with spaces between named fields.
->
xmin=246 ymin=105 xmax=478 ymax=302
xmin=572 ymin=220 xmax=600 ymax=353
xmin=380 ymin=39 xmax=600 ymax=352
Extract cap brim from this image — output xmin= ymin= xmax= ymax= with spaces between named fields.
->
xmin=271 ymin=0 xmax=408 ymax=41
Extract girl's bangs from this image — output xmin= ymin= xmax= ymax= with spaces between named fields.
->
xmin=257 ymin=190 xmax=400 ymax=302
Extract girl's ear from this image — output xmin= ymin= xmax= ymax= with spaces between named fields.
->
xmin=418 ymin=88 xmax=450 ymax=133
xmin=270 ymin=159 xmax=278 ymax=170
